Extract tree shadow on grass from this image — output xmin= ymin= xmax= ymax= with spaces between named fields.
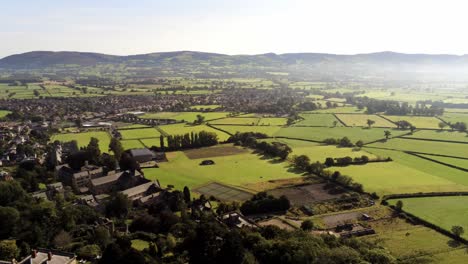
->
xmin=447 ymin=239 xmax=462 ymax=248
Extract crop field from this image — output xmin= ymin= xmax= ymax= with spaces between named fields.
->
xmin=119 ymin=128 xmax=161 ymax=140
xmin=403 ymin=130 xmax=468 ymax=142
xmin=120 ymin=139 xmax=145 ymax=150
xmin=274 ymin=127 xmax=406 ymax=143
xmin=388 ymin=196 xmax=468 ymax=239
xmin=367 ymin=138 xmax=468 ymax=158
xmin=140 ymin=111 xmax=229 ymax=122
xmin=209 ymin=117 xmax=260 ymax=125
xmin=294 ymin=113 xmax=342 ymax=127
xmin=194 ymin=182 xmax=253 ymax=201
xmin=362 ymin=218 xmax=466 ymax=260
xmin=159 ymin=123 xmax=231 ymax=141
xmin=51 ymin=131 xmax=111 ymax=153
xmin=335 ymin=114 xmax=396 ymax=127
xmin=267 ymin=183 xmax=341 ymax=206
xmin=211 ymin=125 xmax=282 ymax=136
xmin=384 ymin=115 xmax=443 ymax=129
xmin=143 ymin=145 xmax=301 ymax=191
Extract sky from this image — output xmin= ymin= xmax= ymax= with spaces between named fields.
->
xmin=1 ymin=0 xmax=468 ymax=58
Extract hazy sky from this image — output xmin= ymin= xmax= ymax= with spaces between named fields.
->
xmin=1 ymin=0 xmax=468 ymax=58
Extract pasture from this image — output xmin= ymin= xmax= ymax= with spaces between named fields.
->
xmin=384 ymin=115 xmax=442 ymax=129
xmin=388 ymin=196 xmax=468 ymax=239
xmin=51 ymin=131 xmax=111 ymax=153
xmin=189 ymin=104 xmax=221 ymax=110
xmin=120 ymin=139 xmax=145 ymax=150
xmin=440 ymin=113 xmax=468 ymax=125
xmin=119 ymin=128 xmax=161 ymax=140
xmin=274 ymin=127 xmax=406 ymax=143
xmin=294 ymin=113 xmax=342 ymax=127
xmin=140 ymin=111 xmax=229 ymax=122
xmin=210 ymin=125 xmax=281 ymax=136
xmin=308 ymin=106 xmax=365 ymax=114
xmin=143 ymin=145 xmax=301 ymax=191
xmin=258 ymin=117 xmax=288 ymax=126
xmin=418 ymin=154 xmax=468 ymax=170
xmin=335 ymin=114 xmax=395 ymax=128
xmin=209 ymin=117 xmax=260 ymax=125
xmin=403 ymin=130 xmax=468 ymax=142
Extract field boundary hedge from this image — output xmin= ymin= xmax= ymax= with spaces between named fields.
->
xmin=206 ymin=124 xmax=234 ymax=136
xmin=364 ymin=145 xmax=468 ymax=160
xmin=332 ymin=113 xmax=348 ymax=127
xmin=376 ymin=114 xmax=398 ymax=126
xmin=406 ymin=152 xmax=468 ymax=172
xmin=399 ymin=136 xmax=468 ymax=145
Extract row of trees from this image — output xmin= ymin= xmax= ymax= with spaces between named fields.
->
xmin=163 ymin=131 xmax=219 ymax=151
xmin=240 ymin=192 xmax=290 ymax=215
xmin=228 ymin=132 xmax=292 ymax=160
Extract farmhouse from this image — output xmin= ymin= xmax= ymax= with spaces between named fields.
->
xmin=129 ymin=148 xmax=155 ymax=163
xmin=56 ymin=162 xmax=104 ymax=192
xmin=120 ymin=181 xmax=162 ymax=203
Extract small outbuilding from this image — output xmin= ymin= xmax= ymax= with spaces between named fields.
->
xmin=129 ymin=148 xmax=156 ymax=163
xmin=200 ymin=160 xmax=215 ymax=166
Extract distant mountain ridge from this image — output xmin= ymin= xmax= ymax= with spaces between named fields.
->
xmin=3 ymin=50 xmax=468 ymax=81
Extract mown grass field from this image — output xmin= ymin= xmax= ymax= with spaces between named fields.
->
xmin=51 ymin=131 xmax=111 ymax=153
xmin=336 ymin=114 xmax=396 ymax=128
xmin=120 ymin=139 xmax=145 ymax=150
xmin=294 ymin=113 xmax=342 ymax=127
xmin=367 ymin=138 xmax=468 ymax=157
xmin=140 ymin=111 xmax=229 ymax=122
xmin=143 ymin=145 xmax=301 ymax=191
xmin=274 ymin=127 xmax=406 ymax=143
xmin=384 ymin=115 xmax=443 ymax=129
xmin=119 ymin=128 xmax=161 ymax=140
xmin=403 ymin=130 xmax=468 ymax=142
xmin=388 ymin=196 xmax=468 ymax=239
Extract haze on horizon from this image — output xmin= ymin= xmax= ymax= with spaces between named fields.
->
xmin=2 ymin=0 xmax=468 ymax=58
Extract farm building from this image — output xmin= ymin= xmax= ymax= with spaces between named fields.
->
xmin=129 ymin=148 xmax=156 ymax=163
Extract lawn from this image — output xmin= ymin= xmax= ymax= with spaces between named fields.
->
xmin=367 ymin=138 xmax=468 ymax=158
xmin=335 ymin=114 xmax=396 ymax=128
xmin=143 ymin=145 xmax=302 ymax=191
xmin=159 ymin=123 xmax=231 ymax=141
xmin=140 ymin=111 xmax=229 ymax=122
xmin=388 ymin=196 xmax=468 ymax=239
xmin=384 ymin=115 xmax=443 ymax=129
xmin=209 ymin=117 xmax=260 ymax=125
xmin=119 ymin=128 xmax=161 ymax=140
xmin=274 ymin=127 xmax=406 ymax=143
xmin=294 ymin=113 xmax=342 ymax=127
xmin=211 ymin=125 xmax=282 ymax=136
xmin=403 ymin=130 xmax=468 ymax=142
xmin=51 ymin=131 xmax=111 ymax=153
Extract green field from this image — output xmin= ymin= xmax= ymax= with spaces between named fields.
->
xmin=211 ymin=125 xmax=281 ymax=136
xmin=367 ymin=138 xmax=468 ymax=158
xmin=143 ymin=145 xmax=301 ymax=191
xmin=418 ymin=154 xmax=468 ymax=169
xmin=388 ymin=196 xmax=468 ymax=239
xmin=0 ymin=110 xmax=11 ymax=118
xmin=440 ymin=113 xmax=468 ymax=125
xmin=120 ymin=139 xmax=145 ymax=150
xmin=294 ymin=113 xmax=342 ymax=127
xmin=209 ymin=117 xmax=260 ymax=125
xmin=131 ymin=239 xmax=150 ymax=251
xmin=258 ymin=117 xmax=288 ymax=126
xmin=119 ymin=128 xmax=161 ymax=140
xmin=140 ymin=138 xmax=166 ymax=148
xmin=140 ymin=111 xmax=229 ymax=122
xmin=158 ymin=123 xmax=231 ymax=141
xmin=384 ymin=115 xmax=443 ymax=129
xmin=403 ymin=130 xmax=468 ymax=142
xmin=118 ymin=124 xmax=151 ymax=129
xmin=336 ymin=114 xmax=396 ymax=128
xmin=189 ymin=104 xmax=221 ymax=110
xmin=274 ymin=127 xmax=406 ymax=143
xmin=308 ymin=106 xmax=365 ymax=113
xmin=51 ymin=131 xmax=111 ymax=153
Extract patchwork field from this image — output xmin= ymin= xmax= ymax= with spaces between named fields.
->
xmin=384 ymin=115 xmax=443 ymax=129
xmin=258 ymin=117 xmax=288 ymax=126
xmin=119 ymin=127 xmax=161 ymax=140
xmin=140 ymin=111 xmax=229 ymax=121
xmin=440 ymin=113 xmax=468 ymax=125
xmin=209 ymin=117 xmax=260 ymax=125
xmin=51 ymin=131 xmax=111 ymax=153
xmin=274 ymin=127 xmax=406 ymax=143
xmin=159 ymin=123 xmax=230 ymax=141
xmin=367 ymin=138 xmax=468 ymax=158
xmin=294 ymin=113 xmax=342 ymax=127
xmin=403 ymin=130 xmax=468 ymax=142
xmin=143 ymin=145 xmax=301 ymax=191
xmin=418 ymin=154 xmax=468 ymax=170
xmin=308 ymin=106 xmax=365 ymax=114
xmin=336 ymin=114 xmax=396 ymax=128
xmin=211 ymin=125 xmax=281 ymax=136
xmin=388 ymin=196 xmax=468 ymax=239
